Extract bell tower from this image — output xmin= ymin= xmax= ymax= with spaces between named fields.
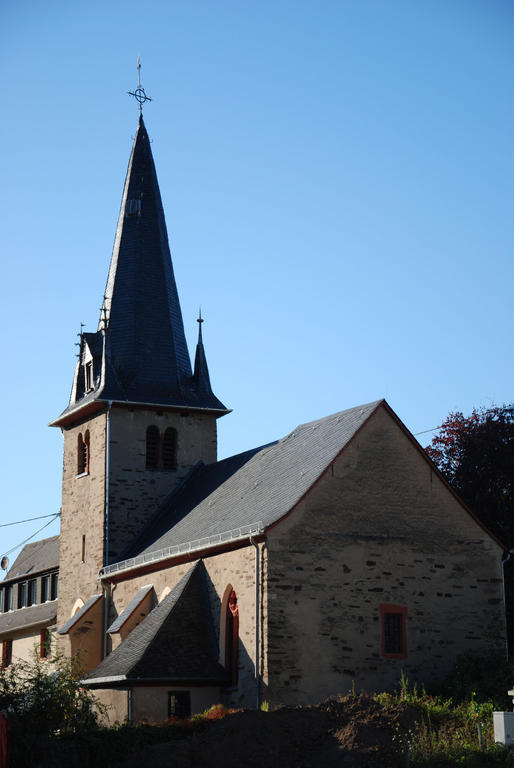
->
xmin=51 ymin=112 xmax=229 ymax=635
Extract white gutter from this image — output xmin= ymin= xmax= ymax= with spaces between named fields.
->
xmin=98 ymin=522 xmax=264 ymax=580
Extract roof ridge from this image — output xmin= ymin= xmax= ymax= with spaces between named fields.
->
xmin=286 ymin=400 xmax=385 ymax=435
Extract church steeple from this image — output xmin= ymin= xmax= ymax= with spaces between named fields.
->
xmin=51 ymin=116 xmax=228 ymax=427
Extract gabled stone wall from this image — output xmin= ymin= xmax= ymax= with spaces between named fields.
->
xmin=265 ymin=405 xmax=506 ymax=705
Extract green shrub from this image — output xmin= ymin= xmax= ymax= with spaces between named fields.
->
xmin=0 ymin=651 xmax=101 ymax=766
xmin=436 ymin=651 xmax=514 ymax=709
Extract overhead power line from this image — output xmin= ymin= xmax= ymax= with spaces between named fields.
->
xmin=413 ymin=404 xmax=513 ymax=438
xmin=0 ymin=512 xmax=62 ymax=529
xmin=2 ymin=513 xmax=61 ymax=560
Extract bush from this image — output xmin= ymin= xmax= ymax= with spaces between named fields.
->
xmin=0 ymin=652 xmax=101 ymax=766
xmin=436 ymin=651 xmax=514 ymax=710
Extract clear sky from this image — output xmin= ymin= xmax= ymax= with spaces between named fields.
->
xmin=1 ymin=0 xmax=512 ymax=564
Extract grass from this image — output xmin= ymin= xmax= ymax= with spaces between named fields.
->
xmin=375 ymin=671 xmax=511 ymax=767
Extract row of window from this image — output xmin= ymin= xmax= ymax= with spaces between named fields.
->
xmin=0 ymin=573 xmax=58 ymax=613
xmin=1 ymin=629 xmax=51 ymax=669
xmin=76 ymin=426 xmax=179 ymax=477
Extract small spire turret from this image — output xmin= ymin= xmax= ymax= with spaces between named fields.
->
xmin=193 ymin=309 xmax=214 ymax=396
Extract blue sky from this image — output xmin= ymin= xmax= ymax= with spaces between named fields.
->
xmin=1 ymin=0 xmax=512 ymax=563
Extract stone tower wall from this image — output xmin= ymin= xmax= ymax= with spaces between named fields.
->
xmin=107 ymin=406 xmax=218 ymax=561
xmin=57 ymin=405 xmax=218 ymax=657
xmin=57 ymin=412 xmax=107 ymax=646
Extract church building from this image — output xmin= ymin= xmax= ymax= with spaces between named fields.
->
xmin=0 ymin=111 xmax=507 ymax=723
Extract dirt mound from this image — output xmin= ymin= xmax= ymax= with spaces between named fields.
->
xmin=119 ymin=695 xmax=419 ymax=768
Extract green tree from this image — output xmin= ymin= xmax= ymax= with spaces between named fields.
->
xmin=425 ymin=404 xmax=514 ymax=547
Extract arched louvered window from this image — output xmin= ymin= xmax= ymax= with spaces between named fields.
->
xmin=77 ymin=431 xmax=90 ymax=475
xmin=146 ymin=426 xmax=160 ymax=469
xmin=162 ymin=428 xmax=177 ymax=470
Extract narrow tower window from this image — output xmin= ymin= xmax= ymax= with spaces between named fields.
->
xmin=162 ymin=428 xmax=177 ymax=470
xmin=81 ymin=535 xmax=86 ymax=564
xmin=146 ymin=426 xmax=160 ymax=469
xmin=77 ymin=431 xmax=90 ymax=475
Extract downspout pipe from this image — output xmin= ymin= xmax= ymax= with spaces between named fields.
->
xmin=102 ymin=401 xmax=112 ymax=660
xmin=501 ymin=549 xmax=514 ymax=660
xmin=104 ymin=401 xmax=112 ymax=567
xmin=102 ymin=581 xmax=110 ymax=660
xmin=250 ymin=536 xmax=260 ymax=710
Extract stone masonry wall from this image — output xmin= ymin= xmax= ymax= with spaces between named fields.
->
xmin=57 ymin=405 xmax=218 ymax=657
xmin=107 ymin=407 xmax=218 ymax=562
xmin=265 ymin=405 xmax=506 ymax=705
xmin=57 ymin=412 xmax=107 ymax=654
xmin=106 ymin=543 xmax=265 ymax=709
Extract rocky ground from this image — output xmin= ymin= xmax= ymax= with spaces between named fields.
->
xmin=118 ymin=695 xmax=419 ymax=768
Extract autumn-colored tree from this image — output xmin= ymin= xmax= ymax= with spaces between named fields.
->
xmin=426 ymin=405 xmax=514 ymax=547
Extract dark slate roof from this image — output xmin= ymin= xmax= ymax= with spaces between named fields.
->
xmin=3 ymin=536 xmax=59 ymax=583
xmin=107 ymin=584 xmax=153 ymax=633
xmin=58 ymin=594 xmax=103 ymax=635
xmin=122 ymin=445 xmax=269 ymax=560
xmin=51 ymin=116 xmax=228 ymax=426
xmin=122 ymin=401 xmax=382 ymax=563
xmin=0 ymin=601 xmax=57 ymax=639
xmin=85 ymin=561 xmax=228 ymax=685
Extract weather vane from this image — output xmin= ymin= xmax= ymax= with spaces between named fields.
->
xmin=128 ymin=57 xmax=152 ymax=115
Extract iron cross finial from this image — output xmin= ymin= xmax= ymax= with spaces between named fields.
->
xmin=128 ymin=57 xmax=152 ymax=115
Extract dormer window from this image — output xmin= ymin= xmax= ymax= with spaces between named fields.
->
xmin=85 ymin=361 xmax=93 ymax=392
xmin=125 ymin=199 xmax=141 ymax=217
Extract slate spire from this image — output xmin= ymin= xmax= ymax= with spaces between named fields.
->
xmin=99 ymin=114 xmax=193 ymax=402
xmin=51 ymin=116 xmax=228 ymax=426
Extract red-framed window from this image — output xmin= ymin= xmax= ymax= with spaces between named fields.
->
xmin=380 ymin=604 xmax=407 ymax=659
xmin=40 ymin=629 xmax=51 ymax=659
xmin=1 ymin=640 xmax=12 ymax=668
xmin=225 ymin=589 xmax=239 ymax=686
